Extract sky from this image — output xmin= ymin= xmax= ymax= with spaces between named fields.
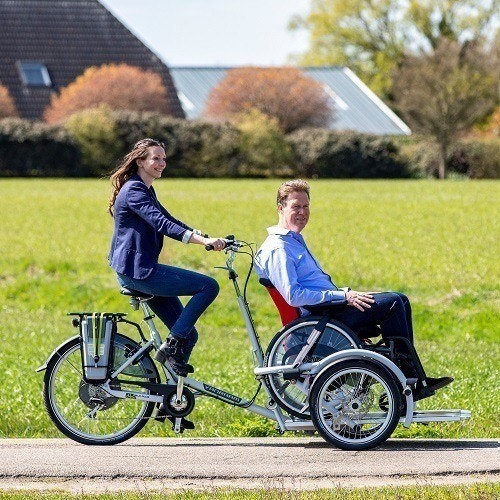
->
xmin=99 ymin=0 xmax=311 ymax=67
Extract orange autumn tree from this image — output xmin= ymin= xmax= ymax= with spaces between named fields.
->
xmin=0 ymin=84 xmax=18 ymax=118
xmin=204 ymin=67 xmax=333 ymax=133
xmin=44 ymin=63 xmax=171 ymax=123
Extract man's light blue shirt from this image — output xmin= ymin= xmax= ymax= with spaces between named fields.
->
xmin=254 ymin=226 xmax=347 ymax=313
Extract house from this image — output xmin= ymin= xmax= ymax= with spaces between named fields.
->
xmin=0 ymin=0 xmax=409 ymax=136
xmin=170 ymin=66 xmax=411 ymax=136
xmin=0 ymin=0 xmax=183 ymax=120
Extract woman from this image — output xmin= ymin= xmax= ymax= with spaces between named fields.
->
xmin=108 ymin=138 xmax=226 ymax=377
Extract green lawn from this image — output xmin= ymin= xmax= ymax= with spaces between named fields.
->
xmin=0 ymin=179 xmax=498 ymax=439
xmin=0 ymin=483 xmax=499 ymax=499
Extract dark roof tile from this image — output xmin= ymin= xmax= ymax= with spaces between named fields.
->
xmin=0 ymin=0 xmax=184 ymax=120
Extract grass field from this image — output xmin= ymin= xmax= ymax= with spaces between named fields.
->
xmin=0 ymin=483 xmax=499 ymax=499
xmin=0 ymin=179 xmax=498 ymax=440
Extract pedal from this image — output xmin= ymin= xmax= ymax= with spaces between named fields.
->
xmin=169 ymin=416 xmax=195 ymax=433
xmin=173 ymin=417 xmax=182 ymax=433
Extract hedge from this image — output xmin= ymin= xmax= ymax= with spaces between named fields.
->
xmin=0 ymin=119 xmax=81 ymax=176
xmin=286 ymin=128 xmax=410 ymax=178
xmin=1 ymin=112 xmax=495 ymax=179
xmin=396 ymin=136 xmax=500 ymax=179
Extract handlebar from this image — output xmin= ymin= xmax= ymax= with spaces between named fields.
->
xmin=205 ymin=235 xmax=243 ymax=252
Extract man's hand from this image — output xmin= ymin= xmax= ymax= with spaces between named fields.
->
xmin=346 ymin=290 xmax=374 ymax=312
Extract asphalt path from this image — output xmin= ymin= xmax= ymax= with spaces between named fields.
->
xmin=0 ymin=438 xmax=498 ymax=493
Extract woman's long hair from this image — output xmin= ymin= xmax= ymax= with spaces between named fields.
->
xmin=108 ymin=138 xmax=164 ymax=216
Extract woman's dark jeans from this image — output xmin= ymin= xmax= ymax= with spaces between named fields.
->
xmin=117 ymin=264 xmax=219 ymax=361
xmin=333 ymin=292 xmax=414 ymax=344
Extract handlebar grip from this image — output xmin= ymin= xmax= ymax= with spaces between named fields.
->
xmin=205 ymin=241 xmax=229 ymax=251
xmin=205 ymin=236 xmax=235 ymax=251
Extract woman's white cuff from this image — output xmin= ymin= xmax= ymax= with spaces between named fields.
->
xmin=182 ymin=230 xmax=193 ymax=244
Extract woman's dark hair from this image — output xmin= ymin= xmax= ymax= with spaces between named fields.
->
xmin=108 ymin=138 xmax=165 ymax=216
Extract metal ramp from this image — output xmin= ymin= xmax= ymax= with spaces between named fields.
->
xmin=284 ymin=409 xmax=471 ymax=431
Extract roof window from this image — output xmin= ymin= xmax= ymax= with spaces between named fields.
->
xmin=17 ymin=62 xmax=52 ymax=87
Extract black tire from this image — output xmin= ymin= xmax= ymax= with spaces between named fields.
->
xmin=309 ymin=359 xmax=401 ymax=450
xmin=43 ymin=334 xmax=160 ymax=445
xmin=264 ymin=318 xmax=359 ymax=418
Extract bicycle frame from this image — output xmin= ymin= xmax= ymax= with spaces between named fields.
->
xmin=103 ymin=242 xmax=471 ymax=432
xmin=38 ymin=238 xmax=470 ymax=447
xmin=104 ymin=243 xmax=289 ymax=431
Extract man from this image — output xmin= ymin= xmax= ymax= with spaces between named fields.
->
xmin=254 ymin=179 xmax=453 ymax=397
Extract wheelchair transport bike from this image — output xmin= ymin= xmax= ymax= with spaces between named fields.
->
xmin=38 ymin=237 xmax=470 ymax=450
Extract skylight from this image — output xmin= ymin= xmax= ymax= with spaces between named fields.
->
xmin=17 ymin=62 xmax=52 ymax=87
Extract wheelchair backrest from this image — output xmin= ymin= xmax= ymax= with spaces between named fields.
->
xmin=259 ymin=278 xmax=300 ymax=326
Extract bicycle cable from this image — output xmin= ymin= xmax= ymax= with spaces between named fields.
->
xmin=234 ymin=240 xmax=255 ymax=305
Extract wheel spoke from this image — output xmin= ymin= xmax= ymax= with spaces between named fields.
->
xmin=266 ymin=322 xmax=358 ymax=418
xmin=43 ymin=335 xmax=159 ymax=445
xmin=310 ymin=360 xmax=401 ymax=450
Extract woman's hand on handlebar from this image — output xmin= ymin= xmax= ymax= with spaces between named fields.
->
xmin=187 ymin=232 xmax=226 ymax=251
xmin=204 ymin=237 xmax=227 ymax=251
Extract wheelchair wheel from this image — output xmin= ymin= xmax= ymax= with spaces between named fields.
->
xmin=43 ymin=333 xmax=160 ymax=445
xmin=309 ymin=359 xmax=401 ymax=451
xmin=264 ymin=318 xmax=359 ymax=418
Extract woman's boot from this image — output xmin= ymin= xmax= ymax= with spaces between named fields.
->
xmin=154 ymin=336 xmax=194 ymax=377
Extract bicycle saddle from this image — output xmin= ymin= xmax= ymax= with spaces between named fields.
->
xmin=119 ymin=287 xmax=154 ymax=299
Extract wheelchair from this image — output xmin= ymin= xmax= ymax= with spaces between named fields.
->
xmin=261 ymin=279 xmax=442 ymax=419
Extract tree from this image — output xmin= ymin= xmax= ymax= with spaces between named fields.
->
xmin=44 ymin=64 xmax=172 ymax=123
xmin=392 ymin=38 xmax=497 ymax=178
xmin=204 ymin=66 xmax=333 ymax=133
xmin=290 ymin=0 xmax=499 ymax=97
xmin=0 ymin=84 xmax=18 ymax=118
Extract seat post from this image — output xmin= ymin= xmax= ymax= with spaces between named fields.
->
xmin=138 ymin=299 xmax=163 ymax=348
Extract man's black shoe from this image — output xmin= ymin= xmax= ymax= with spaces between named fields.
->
xmin=426 ymin=376 xmax=454 ymax=391
xmin=413 ymin=386 xmax=435 ymax=402
xmin=413 ymin=376 xmax=454 ymax=401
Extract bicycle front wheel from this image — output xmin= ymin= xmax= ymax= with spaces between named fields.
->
xmin=43 ymin=334 xmax=160 ymax=445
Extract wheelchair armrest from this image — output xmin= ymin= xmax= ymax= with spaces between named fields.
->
xmin=303 ymin=301 xmax=347 ymax=314
xmin=258 ymin=278 xmax=274 ymax=288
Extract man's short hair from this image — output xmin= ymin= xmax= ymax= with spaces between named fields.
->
xmin=277 ymin=179 xmax=310 ymax=206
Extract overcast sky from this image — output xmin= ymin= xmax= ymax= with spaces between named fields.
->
xmin=99 ymin=0 xmax=311 ymax=67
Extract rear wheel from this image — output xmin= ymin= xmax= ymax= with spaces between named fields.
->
xmin=43 ymin=334 xmax=160 ymax=445
xmin=309 ymin=360 xmax=401 ymax=450
xmin=264 ymin=319 xmax=359 ymax=418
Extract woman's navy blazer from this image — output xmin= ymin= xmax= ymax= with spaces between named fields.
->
xmin=108 ymin=174 xmax=192 ymax=279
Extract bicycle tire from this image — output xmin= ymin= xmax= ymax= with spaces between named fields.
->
xmin=264 ymin=318 xmax=359 ymax=418
xmin=309 ymin=359 xmax=401 ymax=450
xmin=43 ymin=334 xmax=160 ymax=445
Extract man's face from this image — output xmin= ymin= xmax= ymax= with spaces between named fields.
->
xmin=278 ymin=190 xmax=310 ymax=233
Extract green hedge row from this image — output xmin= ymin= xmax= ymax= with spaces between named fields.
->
xmin=0 ymin=112 xmax=497 ymax=178
xmin=0 ymin=119 xmax=82 ymax=176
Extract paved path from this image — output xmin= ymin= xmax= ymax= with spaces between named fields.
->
xmin=0 ymin=438 xmax=498 ymax=493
